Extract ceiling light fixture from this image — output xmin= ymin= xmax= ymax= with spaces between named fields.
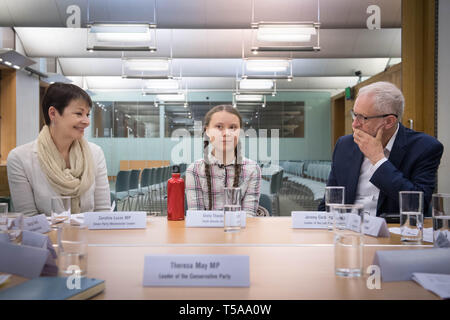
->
xmin=256 ymin=23 xmax=316 ymax=42
xmin=235 ymin=94 xmax=263 ymax=102
xmin=239 ymin=79 xmax=274 ymax=90
xmin=157 ymin=93 xmax=186 ymax=102
xmin=92 ymin=24 xmax=151 ymax=43
xmin=246 ymin=59 xmax=290 ymax=72
xmin=87 ymin=23 xmax=156 ymax=51
xmin=249 ymin=0 xmax=321 ymax=53
xmin=0 ymin=49 xmax=36 ymax=71
xmin=124 ymin=59 xmax=170 ymax=72
xmin=145 ymin=79 xmax=179 ymax=90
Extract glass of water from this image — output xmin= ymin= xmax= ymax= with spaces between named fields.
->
xmin=224 ymin=187 xmax=241 ymax=233
xmin=57 ymin=223 xmax=88 ymax=277
xmin=332 ymin=204 xmax=364 ymax=277
xmin=0 ymin=205 xmax=24 ymax=245
xmin=399 ymin=191 xmax=424 ymax=243
xmin=325 ymin=186 xmax=345 ymax=230
xmin=432 ymin=193 xmax=450 ymax=248
xmin=51 ymin=196 xmax=71 ymax=225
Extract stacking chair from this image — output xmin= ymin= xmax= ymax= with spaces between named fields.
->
xmin=269 ymin=170 xmax=284 ymax=215
xmin=258 ymin=193 xmax=273 ymax=216
xmin=111 ymin=170 xmax=131 ymax=211
xmin=138 ymin=168 xmax=151 ymax=211
xmin=154 ymin=167 xmax=164 ymax=215
xmin=127 ymin=169 xmax=141 ymax=211
xmin=148 ymin=168 xmax=158 ymax=214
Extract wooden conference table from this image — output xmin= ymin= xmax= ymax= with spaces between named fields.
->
xmin=3 ymin=216 xmax=438 ymax=300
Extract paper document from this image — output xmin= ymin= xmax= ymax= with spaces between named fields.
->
xmin=412 ymin=273 xmax=450 ymax=299
xmin=70 ymin=213 xmax=84 ymax=226
xmin=389 ymin=227 xmax=433 ymax=243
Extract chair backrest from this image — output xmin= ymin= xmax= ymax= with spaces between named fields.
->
xmin=129 ymin=169 xmax=141 ymax=190
xmin=148 ymin=168 xmax=156 ymax=186
xmin=155 ymin=167 xmax=163 ymax=184
xmin=270 ymin=170 xmax=283 ymax=194
xmin=165 ymin=166 xmax=171 ymax=180
xmin=115 ymin=170 xmax=131 ymax=193
xmin=140 ymin=168 xmax=151 ymax=188
xmin=258 ymin=193 xmax=273 ymax=216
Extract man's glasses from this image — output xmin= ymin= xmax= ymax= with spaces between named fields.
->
xmin=350 ymin=110 xmax=398 ymax=124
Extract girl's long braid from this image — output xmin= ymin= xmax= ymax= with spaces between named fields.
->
xmin=233 ymin=139 xmax=242 ymax=188
xmin=203 ymin=133 xmax=213 ymax=210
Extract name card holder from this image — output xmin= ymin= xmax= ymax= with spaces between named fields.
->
xmin=363 ymin=215 xmax=390 ymax=237
xmin=373 ymin=248 xmax=450 ymax=282
xmin=143 ymin=254 xmax=250 ymax=287
xmin=291 ymin=211 xmax=328 ymax=229
xmin=84 ymin=212 xmax=147 ymax=230
xmin=24 ymin=214 xmax=51 ymax=234
xmin=0 ymin=231 xmax=57 ymax=278
xmin=185 ymin=210 xmax=246 ymax=228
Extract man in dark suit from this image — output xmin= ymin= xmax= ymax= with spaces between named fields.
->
xmin=318 ymin=81 xmax=443 ymax=217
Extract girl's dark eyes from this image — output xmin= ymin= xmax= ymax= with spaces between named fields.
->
xmin=215 ymin=125 xmax=238 ymax=129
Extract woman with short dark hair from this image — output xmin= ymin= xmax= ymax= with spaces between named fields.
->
xmin=7 ymin=82 xmax=110 ymax=216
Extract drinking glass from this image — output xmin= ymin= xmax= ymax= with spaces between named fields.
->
xmin=57 ymin=223 xmax=88 ymax=277
xmin=0 ymin=207 xmax=24 ymax=245
xmin=325 ymin=186 xmax=345 ymax=230
xmin=51 ymin=196 xmax=71 ymax=225
xmin=224 ymin=187 xmax=241 ymax=233
xmin=399 ymin=191 xmax=423 ymax=243
xmin=332 ymin=204 xmax=364 ymax=277
xmin=432 ymin=193 xmax=450 ymax=248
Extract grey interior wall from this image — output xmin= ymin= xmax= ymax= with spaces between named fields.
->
xmin=13 ymin=32 xmax=40 ymax=146
xmin=15 ymin=70 xmax=40 ymax=146
xmin=438 ymin=0 xmax=450 ymax=193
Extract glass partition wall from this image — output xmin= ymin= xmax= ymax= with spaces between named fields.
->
xmin=88 ymin=91 xmax=330 ymax=215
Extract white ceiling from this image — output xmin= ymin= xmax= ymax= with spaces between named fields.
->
xmin=2 ymin=0 xmax=402 ymax=94
xmin=0 ymin=0 xmax=402 ymax=28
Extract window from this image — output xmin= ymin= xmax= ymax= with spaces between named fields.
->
xmin=92 ymin=101 xmax=159 ymax=138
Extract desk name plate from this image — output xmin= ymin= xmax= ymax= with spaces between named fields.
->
xmin=23 ymin=214 xmax=51 ymax=233
xmin=143 ymin=254 xmax=250 ymax=287
xmin=185 ymin=210 xmax=246 ymax=228
xmin=84 ymin=212 xmax=146 ymax=230
xmin=292 ymin=211 xmax=389 ymax=237
xmin=292 ymin=211 xmax=328 ymax=229
xmin=363 ymin=215 xmax=389 ymax=237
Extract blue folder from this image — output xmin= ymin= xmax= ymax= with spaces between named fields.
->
xmin=0 ymin=276 xmax=105 ymax=300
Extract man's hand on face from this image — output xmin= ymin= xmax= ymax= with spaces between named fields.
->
xmin=353 ymin=126 xmax=385 ymax=165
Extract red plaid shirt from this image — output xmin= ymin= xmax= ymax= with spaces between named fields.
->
xmin=185 ymin=153 xmax=261 ymax=215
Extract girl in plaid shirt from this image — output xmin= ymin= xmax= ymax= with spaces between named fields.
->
xmin=186 ymin=105 xmax=261 ymax=215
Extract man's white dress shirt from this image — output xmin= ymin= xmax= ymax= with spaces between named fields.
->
xmin=354 ymin=124 xmax=399 ymax=216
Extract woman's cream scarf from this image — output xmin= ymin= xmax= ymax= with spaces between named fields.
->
xmin=37 ymin=125 xmax=94 ymax=213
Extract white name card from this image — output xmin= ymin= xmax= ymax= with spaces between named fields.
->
xmin=143 ymin=255 xmax=250 ymax=287
xmin=185 ymin=210 xmax=246 ymax=228
xmin=84 ymin=211 xmax=146 ymax=230
xmin=292 ymin=211 xmax=328 ymax=229
xmin=23 ymin=214 xmax=51 ymax=234
xmin=363 ymin=215 xmax=390 ymax=237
